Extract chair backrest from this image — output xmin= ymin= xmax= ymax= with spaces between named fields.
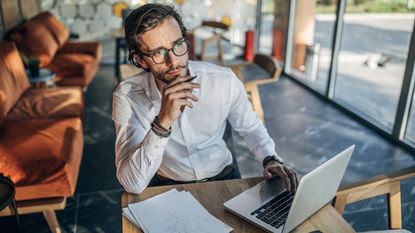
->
xmin=201 ymin=21 xmax=229 ymax=31
xmin=253 ymin=54 xmax=282 ymax=80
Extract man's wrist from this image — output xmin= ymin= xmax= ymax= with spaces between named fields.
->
xmin=151 ymin=116 xmax=172 ymax=138
xmin=157 ymin=115 xmax=172 ymax=129
xmin=262 ymin=155 xmax=284 ymax=168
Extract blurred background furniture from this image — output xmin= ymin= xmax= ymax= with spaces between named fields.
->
xmin=230 ymin=54 xmax=283 ymax=122
xmin=6 ymin=11 xmax=101 ymax=88
xmin=0 ymin=41 xmax=85 ymax=233
xmin=113 ymin=8 xmax=133 ymax=80
xmin=334 ymin=165 xmax=415 ymax=233
xmin=27 ymin=69 xmax=56 ymax=89
xmin=193 ymin=20 xmax=229 ymax=65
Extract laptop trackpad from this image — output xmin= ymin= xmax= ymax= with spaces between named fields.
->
xmin=224 ymin=177 xmax=286 ymax=222
xmin=245 ymin=177 xmax=285 ymax=203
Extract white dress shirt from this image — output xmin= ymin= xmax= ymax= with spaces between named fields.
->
xmin=112 ymin=61 xmax=280 ymax=194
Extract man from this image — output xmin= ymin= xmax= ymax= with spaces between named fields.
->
xmin=112 ymin=3 xmax=298 ymax=194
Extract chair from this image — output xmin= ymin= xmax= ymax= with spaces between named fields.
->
xmin=193 ymin=21 xmax=229 ymax=65
xmin=333 ymin=165 xmax=415 ymax=233
xmin=230 ymin=54 xmax=283 ymax=122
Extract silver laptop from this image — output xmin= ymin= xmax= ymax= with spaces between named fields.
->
xmin=224 ymin=145 xmax=354 ymax=233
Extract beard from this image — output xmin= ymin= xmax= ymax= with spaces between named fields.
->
xmin=153 ymin=60 xmax=189 ymax=84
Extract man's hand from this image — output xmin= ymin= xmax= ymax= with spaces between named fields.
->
xmin=263 ymin=161 xmax=299 ymax=192
xmin=158 ymin=76 xmax=200 ymax=129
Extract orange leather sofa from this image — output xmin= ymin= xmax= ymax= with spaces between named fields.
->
xmin=7 ymin=11 xmax=101 ymax=87
xmin=0 ymin=41 xmax=84 ymax=231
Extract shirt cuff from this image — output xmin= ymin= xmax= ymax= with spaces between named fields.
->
xmin=142 ymin=129 xmax=170 ymax=162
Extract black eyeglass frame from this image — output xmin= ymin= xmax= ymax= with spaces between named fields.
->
xmin=138 ymin=37 xmax=190 ymax=64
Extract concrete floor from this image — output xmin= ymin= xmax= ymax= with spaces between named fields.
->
xmin=1 ymin=38 xmax=415 ymax=232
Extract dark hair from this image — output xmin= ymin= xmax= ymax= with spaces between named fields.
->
xmin=124 ymin=3 xmax=189 ymax=68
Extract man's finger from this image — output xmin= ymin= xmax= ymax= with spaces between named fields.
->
xmin=284 ymin=166 xmax=297 ymax=192
xmin=294 ymin=169 xmax=299 ymax=188
xmin=164 ymin=82 xmax=200 ymax=95
xmin=176 ymin=99 xmax=193 ymax=108
xmin=164 ymin=75 xmax=195 ymax=90
xmin=166 ymin=90 xmax=199 ymax=102
xmin=267 ymin=166 xmax=291 ymax=192
xmin=263 ymin=169 xmax=273 ymax=179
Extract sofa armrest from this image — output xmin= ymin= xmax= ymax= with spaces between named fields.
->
xmin=59 ymin=41 xmax=101 ymax=58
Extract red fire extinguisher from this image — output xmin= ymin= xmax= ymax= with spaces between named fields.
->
xmin=244 ymin=30 xmax=254 ymax=62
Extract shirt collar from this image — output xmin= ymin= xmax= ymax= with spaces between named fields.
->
xmin=149 ymin=72 xmax=160 ymax=101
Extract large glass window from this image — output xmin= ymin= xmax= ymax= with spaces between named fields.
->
xmin=334 ymin=3 xmax=414 ymax=129
xmin=290 ymin=0 xmax=336 ymax=93
xmin=405 ymin=73 xmax=415 ymax=143
xmin=258 ymin=0 xmax=275 ymax=54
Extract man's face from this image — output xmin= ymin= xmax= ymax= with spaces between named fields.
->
xmin=135 ymin=17 xmax=189 ymax=84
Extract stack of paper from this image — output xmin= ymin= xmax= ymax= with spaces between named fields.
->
xmin=123 ymin=189 xmax=233 ymax=233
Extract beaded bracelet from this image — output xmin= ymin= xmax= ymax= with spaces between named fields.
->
xmin=154 ymin=116 xmax=171 ymax=131
xmin=151 ymin=121 xmax=171 ymax=137
xmin=151 ymin=116 xmax=172 ymax=138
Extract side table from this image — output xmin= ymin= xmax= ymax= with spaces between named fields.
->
xmin=27 ymin=69 xmax=56 ymax=89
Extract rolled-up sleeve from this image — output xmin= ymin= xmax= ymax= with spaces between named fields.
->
xmin=112 ymin=92 xmax=169 ymax=194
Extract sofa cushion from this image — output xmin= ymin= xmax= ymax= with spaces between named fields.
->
xmin=48 ymin=53 xmax=99 ymax=87
xmin=8 ymin=20 xmax=59 ymax=67
xmin=31 ymin=11 xmax=69 ymax=47
xmin=6 ymin=87 xmax=84 ymax=120
xmin=0 ymin=42 xmax=30 ymax=121
xmin=0 ymin=118 xmax=83 ymax=201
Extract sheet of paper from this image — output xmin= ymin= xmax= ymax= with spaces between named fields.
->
xmin=123 ymin=189 xmax=181 ymax=232
xmin=127 ymin=189 xmax=232 ymax=233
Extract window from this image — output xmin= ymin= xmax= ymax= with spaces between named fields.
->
xmin=334 ymin=4 xmax=414 ymax=129
xmin=290 ymin=0 xmax=336 ymax=92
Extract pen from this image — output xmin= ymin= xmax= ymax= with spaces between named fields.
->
xmin=185 ymin=75 xmax=197 ymax=82
xmin=180 ymin=75 xmax=198 ymax=112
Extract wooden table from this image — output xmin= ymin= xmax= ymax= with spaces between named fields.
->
xmin=122 ymin=177 xmax=356 ymax=233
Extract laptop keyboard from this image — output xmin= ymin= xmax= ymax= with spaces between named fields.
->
xmin=250 ymin=191 xmax=295 ymax=229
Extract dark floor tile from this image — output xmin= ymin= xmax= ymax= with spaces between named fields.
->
xmin=76 ymin=65 xmax=122 ymax=194
xmin=75 ymin=190 xmax=122 ymax=233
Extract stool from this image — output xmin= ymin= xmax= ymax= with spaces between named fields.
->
xmin=0 ymin=174 xmax=22 ymax=233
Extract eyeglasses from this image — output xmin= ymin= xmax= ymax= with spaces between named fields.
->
xmin=139 ymin=38 xmax=189 ymax=64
